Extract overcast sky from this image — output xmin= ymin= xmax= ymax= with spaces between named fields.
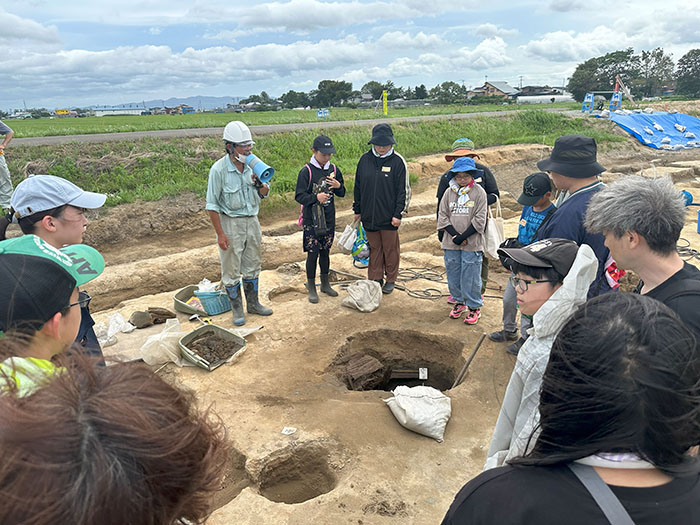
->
xmin=2 ymin=1 xmax=699 ymax=111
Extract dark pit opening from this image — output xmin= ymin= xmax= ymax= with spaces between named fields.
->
xmin=254 ymin=442 xmax=337 ymax=504
xmin=329 ymin=329 xmax=466 ymax=392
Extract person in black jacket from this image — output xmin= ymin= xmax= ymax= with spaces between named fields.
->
xmin=353 ymin=124 xmax=410 ymax=294
xmin=295 ymin=135 xmax=345 ymax=303
xmin=436 ymin=138 xmax=499 ymax=298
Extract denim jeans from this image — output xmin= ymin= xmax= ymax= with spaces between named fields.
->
xmin=444 ymin=249 xmax=483 ymax=309
xmin=502 ymin=273 xmax=532 ymax=338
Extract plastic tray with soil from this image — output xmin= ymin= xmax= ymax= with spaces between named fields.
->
xmin=179 ymin=324 xmax=246 ymax=371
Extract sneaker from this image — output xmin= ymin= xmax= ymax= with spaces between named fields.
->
xmin=382 ymin=282 xmax=395 ymax=294
xmin=464 ymin=308 xmax=481 ymax=325
xmin=489 ymin=329 xmax=518 ymax=342
xmin=447 ymin=295 xmax=458 ymax=305
xmin=449 ymin=304 xmax=467 ymax=319
xmin=506 ymin=338 xmax=527 ymax=356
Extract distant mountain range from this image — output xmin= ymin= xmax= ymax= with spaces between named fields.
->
xmin=89 ymin=95 xmax=244 ymax=110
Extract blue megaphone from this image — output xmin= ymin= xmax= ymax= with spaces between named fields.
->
xmin=245 ymin=154 xmax=274 ymax=184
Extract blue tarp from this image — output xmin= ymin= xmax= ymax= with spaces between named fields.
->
xmin=601 ymin=112 xmax=700 ymax=150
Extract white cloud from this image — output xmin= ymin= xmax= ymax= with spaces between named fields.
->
xmin=0 ymin=8 xmax=61 ymax=48
xmin=549 ymin=0 xmax=585 ymax=11
xmin=523 ymin=26 xmax=628 ymax=62
xmin=474 ymin=23 xmax=518 ymax=39
xmin=375 ymin=31 xmax=447 ymax=49
xmin=148 ymin=27 xmax=162 ymax=35
xmin=454 ymin=37 xmax=512 ymax=69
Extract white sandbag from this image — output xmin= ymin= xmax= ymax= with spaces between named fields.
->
xmin=384 ymin=385 xmax=451 ymax=442
xmin=341 ymin=279 xmax=382 ymax=313
xmin=140 ymin=318 xmax=190 ymax=366
xmin=483 ymin=197 xmax=505 ymax=260
xmin=337 ymin=220 xmax=358 ymax=253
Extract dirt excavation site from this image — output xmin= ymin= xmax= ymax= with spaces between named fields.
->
xmin=33 ymin=138 xmax=700 ymax=524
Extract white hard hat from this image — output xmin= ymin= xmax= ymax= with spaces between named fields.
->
xmin=223 ymin=121 xmax=254 ymax=144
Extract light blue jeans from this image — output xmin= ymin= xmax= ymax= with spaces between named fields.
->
xmin=444 ymin=249 xmax=483 ymax=309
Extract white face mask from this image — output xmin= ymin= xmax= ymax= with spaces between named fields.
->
xmin=235 ymin=153 xmax=248 ymax=163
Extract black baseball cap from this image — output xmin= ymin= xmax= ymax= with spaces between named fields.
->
xmin=517 ymin=172 xmax=552 ymax=206
xmin=0 ymin=235 xmax=105 ymax=332
xmin=537 ymin=135 xmax=606 ymax=179
xmin=498 ymin=238 xmax=579 ymax=278
xmin=312 ymin=135 xmax=336 ymax=154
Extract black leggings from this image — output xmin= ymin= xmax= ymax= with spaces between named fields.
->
xmin=306 ymin=249 xmax=330 ymax=279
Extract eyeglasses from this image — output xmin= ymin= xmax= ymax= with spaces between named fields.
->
xmin=509 ymin=275 xmax=558 ymax=292
xmin=68 ymin=291 xmax=91 ymax=309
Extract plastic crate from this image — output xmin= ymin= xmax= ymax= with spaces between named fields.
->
xmin=173 ymin=285 xmax=208 ymax=315
xmin=179 ymin=324 xmax=246 ymax=371
xmin=193 ymin=289 xmax=232 ymax=316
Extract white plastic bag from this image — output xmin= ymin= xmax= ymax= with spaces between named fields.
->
xmin=337 ymin=219 xmax=359 ymax=253
xmin=483 ymin=197 xmax=505 ymax=260
xmin=341 ymin=279 xmax=382 ymax=313
xmin=197 ymin=278 xmax=217 ymax=292
xmin=384 ymin=385 xmax=452 ymax=442
xmin=94 ymin=313 xmax=136 ymax=348
xmin=140 ymin=318 xmax=190 ymax=366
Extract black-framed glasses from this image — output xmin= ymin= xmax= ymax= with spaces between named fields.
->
xmin=68 ymin=291 xmax=91 ymax=309
xmin=509 ymin=275 xmax=558 ymax=292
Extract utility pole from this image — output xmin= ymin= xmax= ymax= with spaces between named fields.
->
xmin=519 ymin=75 xmax=523 ymax=89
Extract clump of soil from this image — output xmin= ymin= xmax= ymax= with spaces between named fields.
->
xmin=187 ymin=332 xmax=242 ymax=364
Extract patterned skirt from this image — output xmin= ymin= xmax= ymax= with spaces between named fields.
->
xmin=303 ymin=224 xmax=334 ymax=253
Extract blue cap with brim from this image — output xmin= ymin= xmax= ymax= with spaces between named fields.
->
xmin=449 ymin=156 xmax=484 ymax=177
xmin=11 ymin=175 xmax=106 ymax=219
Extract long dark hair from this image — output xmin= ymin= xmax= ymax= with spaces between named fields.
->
xmin=0 ymin=356 xmax=229 ymax=524
xmin=511 ymin=293 xmax=700 ymax=475
xmin=0 ymin=205 xmax=68 ymax=240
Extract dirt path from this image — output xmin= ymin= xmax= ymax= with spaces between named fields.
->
xmin=11 ymin=108 xmax=578 ymax=146
xmin=77 ymin=136 xmax=700 ymax=524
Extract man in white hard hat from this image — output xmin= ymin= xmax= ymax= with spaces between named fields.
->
xmin=205 ymin=121 xmax=273 ymax=325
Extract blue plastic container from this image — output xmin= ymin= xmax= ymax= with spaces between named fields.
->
xmin=193 ymin=289 xmax=231 ymax=315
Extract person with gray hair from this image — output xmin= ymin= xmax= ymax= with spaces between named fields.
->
xmin=585 ymin=175 xmax=700 ymax=340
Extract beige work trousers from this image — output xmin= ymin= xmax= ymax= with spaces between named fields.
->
xmin=218 ymin=214 xmax=262 ymax=286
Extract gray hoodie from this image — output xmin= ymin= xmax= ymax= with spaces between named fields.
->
xmin=484 ymin=244 xmax=598 ymax=470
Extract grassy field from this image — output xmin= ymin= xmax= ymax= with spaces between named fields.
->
xmin=6 ymin=110 xmax=623 ymax=210
xmin=7 ymin=103 xmax=579 ymax=138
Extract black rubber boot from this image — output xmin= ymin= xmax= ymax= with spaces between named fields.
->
xmin=307 ymin=278 xmax=319 ymax=303
xmin=319 ymin=274 xmax=338 ymax=297
xmin=225 ymin=283 xmax=246 ymax=326
xmin=242 ymin=279 xmax=273 ymax=316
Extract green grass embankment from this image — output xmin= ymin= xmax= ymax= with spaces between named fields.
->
xmin=6 ymin=110 xmax=623 ymax=210
xmin=8 ymin=103 xmax=578 ymax=138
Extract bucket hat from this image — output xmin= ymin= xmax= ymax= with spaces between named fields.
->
xmin=537 ymin=135 xmax=606 ymax=179
xmin=448 ymin=157 xmax=484 ymax=177
xmin=368 ymin=123 xmax=396 ymax=146
xmin=445 ymin=138 xmax=480 ymax=161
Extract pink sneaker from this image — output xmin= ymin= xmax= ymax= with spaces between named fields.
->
xmin=464 ymin=308 xmax=481 ymax=325
xmin=449 ymin=304 xmax=467 ymax=319
xmin=447 ymin=295 xmax=458 ymax=305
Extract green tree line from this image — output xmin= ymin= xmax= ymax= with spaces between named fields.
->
xmin=567 ymin=47 xmax=700 ymax=101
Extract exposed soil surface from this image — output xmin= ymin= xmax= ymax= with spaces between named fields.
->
xmin=52 ymin=125 xmax=700 ymax=524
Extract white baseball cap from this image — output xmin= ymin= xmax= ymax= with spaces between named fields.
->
xmin=11 ymin=175 xmax=106 ymax=218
